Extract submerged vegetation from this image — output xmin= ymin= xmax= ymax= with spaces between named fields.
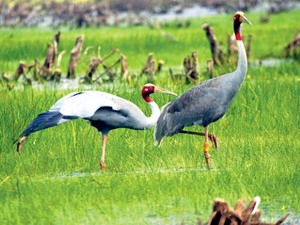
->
xmin=0 ymin=7 xmax=299 ymax=225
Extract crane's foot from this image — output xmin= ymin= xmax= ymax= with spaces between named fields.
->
xmin=100 ymin=160 xmax=106 ymax=170
xmin=17 ymin=136 xmax=27 ymax=153
xmin=208 ymin=133 xmax=218 ymax=149
xmin=204 ymin=152 xmax=211 ymax=169
xmin=203 ymin=143 xmax=211 ymax=169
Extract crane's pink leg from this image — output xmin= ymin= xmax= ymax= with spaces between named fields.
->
xmin=179 ymin=130 xmax=218 ymax=149
xmin=17 ymin=136 xmax=27 ymax=152
xmin=100 ymin=135 xmax=107 ymax=169
xmin=203 ymin=126 xmax=211 ymax=169
xmin=179 ymin=128 xmax=217 ymax=168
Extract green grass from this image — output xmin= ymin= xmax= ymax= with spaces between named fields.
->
xmin=0 ymin=10 xmax=300 ymax=224
xmin=1 ymin=9 xmax=299 ymax=76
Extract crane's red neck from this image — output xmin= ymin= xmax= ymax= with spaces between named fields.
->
xmin=141 ymin=85 xmax=155 ymax=103
xmin=233 ymin=15 xmax=243 ymax=41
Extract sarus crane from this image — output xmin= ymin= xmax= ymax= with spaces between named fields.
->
xmin=154 ymin=11 xmax=252 ymax=168
xmin=17 ymin=84 xmax=176 ymax=169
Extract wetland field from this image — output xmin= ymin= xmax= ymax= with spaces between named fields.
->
xmin=0 ymin=7 xmax=299 ymax=225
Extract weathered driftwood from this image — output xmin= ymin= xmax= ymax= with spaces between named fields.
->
xmin=198 ymin=197 xmax=289 ymax=225
xmin=49 ymin=50 xmax=66 ymax=82
xmin=246 ymin=34 xmax=253 ymax=60
xmin=85 ymin=57 xmax=102 ymax=82
xmin=284 ymin=31 xmax=300 ymax=57
xmin=141 ymin=53 xmax=154 ymax=75
xmin=207 ymin=59 xmax=214 ymax=79
xmin=156 ymin=60 xmax=164 ymax=74
xmin=0 ymin=72 xmax=15 ymax=90
xmin=102 ymin=58 xmax=120 ymax=81
xmin=202 ymin=23 xmax=224 ymax=66
xmin=183 ymin=51 xmax=198 ymax=83
xmin=53 ymin=31 xmax=61 ymax=59
xmin=0 ymin=73 xmax=10 ymax=83
xmin=38 ymin=31 xmax=61 ymax=80
xmin=227 ymin=34 xmax=238 ymax=56
xmin=13 ymin=62 xmax=27 ymax=81
xmin=27 ymin=59 xmax=40 ymax=81
xmin=260 ymin=15 xmax=270 ymax=24
xmin=169 ymin=68 xmax=176 ymax=81
xmin=190 ymin=51 xmax=198 ymax=80
xmin=67 ymin=35 xmax=84 ymax=79
xmin=228 ymin=33 xmax=252 ymax=64
xmin=120 ymin=55 xmax=129 ymax=80
xmin=82 ymin=49 xmax=121 ymax=83
xmin=39 ymin=43 xmax=55 ymax=77
xmin=141 ymin=53 xmax=156 ymax=82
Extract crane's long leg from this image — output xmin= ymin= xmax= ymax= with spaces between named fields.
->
xmin=179 ymin=127 xmax=213 ymax=169
xmin=100 ymin=135 xmax=108 ymax=169
xmin=17 ymin=136 xmax=27 ymax=152
xmin=179 ymin=130 xmax=218 ymax=149
xmin=203 ymin=126 xmax=211 ymax=169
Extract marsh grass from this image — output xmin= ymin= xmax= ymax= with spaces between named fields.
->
xmin=1 ymin=64 xmax=299 ymax=224
xmin=1 ymin=9 xmax=299 ymax=76
xmin=0 ymin=10 xmax=300 ymax=225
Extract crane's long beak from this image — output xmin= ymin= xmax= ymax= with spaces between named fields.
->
xmin=154 ymin=86 xmax=177 ymax=96
xmin=242 ymin=16 xmax=252 ymax=25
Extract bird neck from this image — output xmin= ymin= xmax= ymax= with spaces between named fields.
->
xmin=234 ymin=40 xmax=248 ymax=85
xmin=234 ymin=20 xmax=243 ymax=41
xmin=145 ymin=101 xmax=161 ymax=129
xmin=233 ymin=20 xmax=247 ymax=83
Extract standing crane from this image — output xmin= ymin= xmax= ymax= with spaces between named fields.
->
xmin=17 ymin=84 xmax=176 ymax=169
xmin=154 ymin=11 xmax=252 ymax=168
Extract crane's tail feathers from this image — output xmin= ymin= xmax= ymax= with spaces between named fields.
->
xmin=18 ymin=111 xmax=77 ymax=138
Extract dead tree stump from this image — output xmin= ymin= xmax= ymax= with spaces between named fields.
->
xmin=141 ymin=53 xmax=156 ymax=82
xmin=183 ymin=51 xmax=198 ymax=83
xmin=67 ymin=35 xmax=84 ymax=79
xmin=284 ymin=31 xmax=300 ymax=57
xmin=39 ymin=43 xmax=55 ymax=78
xmin=202 ymin=23 xmax=224 ymax=66
xmin=205 ymin=197 xmax=289 ymax=225
xmin=207 ymin=59 xmax=214 ymax=79
xmin=13 ymin=62 xmax=27 ymax=81
xmin=121 ymin=55 xmax=129 ymax=80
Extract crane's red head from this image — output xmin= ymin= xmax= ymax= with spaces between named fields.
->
xmin=141 ymin=83 xmax=177 ymax=103
xmin=233 ymin=11 xmax=252 ymax=41
xmin=142 ymin=84 xmax=156 ymax=102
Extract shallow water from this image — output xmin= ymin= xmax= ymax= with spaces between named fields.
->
xmin=250 ymin=58 xmax=295 ymax=67
xmin=8 ymin=57 xmax=295 ymax=91
xmin=149 ymin=5 xmax=218 ymax=21
xmin=50 ymin=166 xmax=215 ymax=180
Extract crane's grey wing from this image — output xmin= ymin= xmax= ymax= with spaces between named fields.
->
xmin=155 ymin=78 xmax=228 ymax=145
xmin=155 ymin=87 xmax=206 ymax=145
